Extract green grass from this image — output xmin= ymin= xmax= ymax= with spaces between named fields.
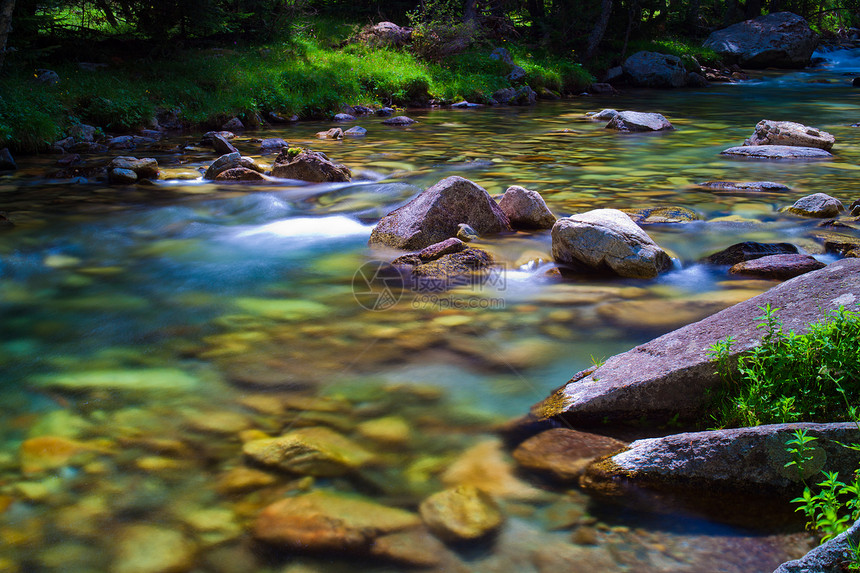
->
xmin=708 ymin=304 xmax=860 ymax=428
xmin=0 ymin=20 xmax=594 ymax=153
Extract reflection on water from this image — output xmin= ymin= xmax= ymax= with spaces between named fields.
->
xmin=1 ymin=52 xmax=859 ymax=572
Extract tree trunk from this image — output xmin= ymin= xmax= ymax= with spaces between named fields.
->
xmin=464 ymin=0 xmax=477 ymax=22
xmin=686 ymin=0 xmax=700 ymax=31
xmin=0 ymin=0 xmax=15 ymax=71
xmin=585 ymin=0 xmax=612 ymax=61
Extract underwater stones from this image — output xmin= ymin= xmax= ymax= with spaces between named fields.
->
xmin=19 ymin=436 xmax=97 ymax=474
xmin=551 ymin=209 xmax=672 ymax=279
xmin=697 ymin=180 xmax=790 ymax=193
xmin=215 ymin=467 xmax=278 ymax=494
xmin=382 ymin=116 xmax=417 ymax=126
xmin=233 ymin=297 xmax=329 ymax=320
xmin=112 ymin=524 xmax=196 ymax=573
xmin=704 ymin=241 xmax=800 ymax=265
xmin=108 ymin=156 xmax=159 ymax=184
xmin=356 ymin=416 xmax=412 ymax=446
xmin=744 ymin=120 xmax=835 ymax=151
xmin=785 ymin=192 xmax=844 ymax=217
xmin=729 ymin=254 xmax=826 ymax=280
xmin=703 ymin=12 xmax=819 ymax=68
xmin=442 ymin=439 xmax=544 ymax=501
xmin=583 ymin=423 xmax=860 ymax=495
xmin=810 ymin=229 xmax=860 ymax=256
xmin=512 ymin=428 xmax=627 ymax=482
xmin=595 ymin=291 xmax=761 ymax=332
xmin=419 ymin=485 xmax=503 ymax=542
xmin=270 ymin=148 xmax=351 ymax=183
xmin=397 ymin=247 xmax=497 ymax=290
xmin=36 ymin=368 xmax=200 ymax=394
xmin=605 ymin=111 xmax=674 ymax=132
xmin=531 ymin=258 xmax=860 ymax=426
xmin=370 ymin=527 xmax=449 ymax=567
xmin=242 ymin=426 xmax=374 ymax=476
xmin=622 ymin=51 xmax=687 ymax=88
xmin=720 ymin=145 xmax=832 ymax=159
xmin=457 ymin=223 xmax=478 ymax=241
xmin=253 ymin=490 xmax=420 ymax=550
xmin=622 ymin=206 xmax=699 ymax=224
xmin=369 ymin=176 xmax=512 ymax=250
xmin=498 ymin=186 xmax=556 ymax=230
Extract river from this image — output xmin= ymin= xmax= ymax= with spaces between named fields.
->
xmin=0 ymin=49 xmax=859 ymax=572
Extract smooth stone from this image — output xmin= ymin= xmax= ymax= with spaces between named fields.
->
xmin=416 ymin=237 xmax=467 ymax=261
xmin=703 ymin=12 xmax=819 ymax=68
xmin=260 ymin=138 xmax=288 ymax=153
xmin=212 ymin=133 xmax=239 ymax=155
xmin=442 ymin=439 xmax=544 ymax=500
xmin=704 ymin=241 xmax=799 ymax=265
xmin=356 ymin=416 xmax=412 ymax=446
xmin=253 ymin=490 xmax=420 ymax=550
xmin=551 ymin=209 xmax=672 ymax=279
xmin=215 ymin=467 xmax=278 ymax=494
xmin=270 ymin=148 xmax=351 ymax=183
xmin=513 ymin=428 xmax=627 ymax=481
xmin=370 ymin=527 xmax=449 ymax=567
xmin=316 ymin=128 xmax=343 ymax=139
xmin=532 ymin=541 xmax=618 ymax=573
xmin=606 ymin=111 xmax=674 ymax=132
xmin=215 ymin=167 xmax=267 ymax=181
xmin=587 ymin=109 xmax=618 ymax=121
xmin=405 ymin=248 xmax=496 ymax=291
xmin=182 ymin=410 xmax=251 ymax=434
xmin=774 ymin=518 xmax=860 ymax=572
xmin=112 ymin=525 xmax=196 ymax=573
xmin=457 ymin=223 xmax=479 ymax=241
xmin=109 ymin=168 xmax=138 ymax=184
xmin=242 ymin=426 xmax=374 ymax=476
xmin=809 ymin=229 xmax=860 ymax=255
xmin=343 ymin=126 xmax=367 ymax=137
xmin=729 ymin=254 xmax=826 ymax=280
xmin=622 ymin=206 xmax=699 ymax=224
xmin=19 ymin=436 xmax=95 ymax=474
xmin=531 ymin=258 xmax=860 ymax=426
xmin=697 ymin=180 xmax=790 ymax=193
xmin=498 ymin=186 xmax=556 ymax=230
xmin=785 ymin=192 xmax=844 ymax=217
xmin=382 ymin=116 xmax=417 ymax=126
xmin=419 ymin=485 xmax=503 ymax=542
xmin=744 ymin=119 xmax=835 ymax=151
xmin=721 ymin=145 xmax=832 ymax=159
xmin=203 ymin=152 xmax=240 ymax=180
xmin=622 ymin=51 xmax=687 ymax=88
xmin=109 ymin=156 xmax=159 ymax=179
xmin=233 ymin=297 xmax=329 ymax=320
xmin=333 ymin=113 xmax=355 ymax=121
xmin=36 ymin=368 xmax=200 ymax=393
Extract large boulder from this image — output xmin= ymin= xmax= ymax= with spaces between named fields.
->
xmin=774 ymin=519 xmax=860 ymax=573
xmin=270 ymin=148 xmax=351 ymax=183
xmin=356 ymin=22 xmax=413 ymax=48
xmin=530 ymin=258 xmax=860 ymax=426
xmin=703 ymin=12 xmax=819 ymax=68
xmin=498 ymin=186 xmax=556 ymax=229
xmin=369 ymin=176 xmax=512 ymax=250
xmin=744 ymin=120 xmax=835 ymax=151
xmin=622 ymin=51 xmax=688 ymax=88
xmin=605 ymin=111 xmax=674 ymax=132
xmin=584 ymin=423 xmax=860 ymax=495
xmin=551 ymin=209 xmax=673 ymax=279
xmin=721 ymin=145 xmax=832 ymax=159
xmin=785 ymin=193 xmax=844 ymax=217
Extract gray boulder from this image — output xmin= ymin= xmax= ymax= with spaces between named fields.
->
xmin=222 ymin=117 xmax=245 ymax=131
xmin=774 ymin=519 xmax=860 ymax=573
xmin=109 ymin=168 xmax=138 ymax=184
xmin=606 ymin=111 xmax=674 ymax=132
xmin=587 ymin=109 xmax=618 ymax=121
xmin=270 ymin=148 xmax=351 ymax=183
xmin=356 ymin=22 xmax=413 ymax=48
xmin=212 ymin=133 xmax=239 ymax=155
xmin=107 ymin=135 xmax=157 ymax=150
xmin=67 ymin=124 xmax=97 ymax=142
xmin=498 ymin=186 xmax=556 ymax=230
xmin=721 ymin=145 xmax=832 ymax=159
xmin=584 ymin=423 xmax=860 ymax=494
xmin=34 ymin=69 xmax=60 ymax=86
xmin=203 ymin=153 xmax=265 ymax=180
xmin=382 ymin=116 xmax=417 ymax=126
xmin=510 ymin=86 xmax=537 ymax=105
xmin=0 ymin=148 xmax=16 ymax=171
xmin=703 ymin=12 xmax=819 ymax=68
xmin=729 ymin=254 xmax=826 ymax=280
xmin=369 ymin=176 xmax=512 ymax=250
xmin=704 ymin=241 xmax=799 ymax=265
xmin=551 ymin=209 xmax=672 ymax=279
xmin=333 ymin=113 xmax=355 ymax=122
xmin=785 ymin=193 xmax=845 ymax=217
xmin=507 ymin=65 xmax=527 ymax=83
xmin=697 ymin=181 xmax=790 ymax=193
xmin=492 ymin=87 xmax=517 ymax=104
xmin=622 ymin=51 xmax=687 ymax=88
xmin=260 ymin=138 xmax=288 ymax=154
xmin=744 ymin=120 xmax=835 ymax=151
xmin=344 ymin=126 xmax=367 ymax=138
xmin=108 ymin=156 xmax=159 ymax=184
xmin=530 ymin=258 xmax=860 ymax=426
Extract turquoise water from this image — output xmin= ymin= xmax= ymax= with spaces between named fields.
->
xmin=1 ymin=50 xmax=859 ymax=572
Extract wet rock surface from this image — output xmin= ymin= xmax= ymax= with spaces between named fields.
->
xmin=785 ymin=193 xmax=844 ymax=217
xmin=697 ymin=180 xmax=791 ymax=193
xmin=270 ymin=148 xmax=351 ymax=182
xmin=419 ymin=485 xmax=504 ymax=542
xmin=744 ymin=120 xmax=835 ymax=151
xmin=513 ymin=428 xmax=628 ymax=482
xmin=729 ymin=254 xmax=826 ymax=280
xmin=703 ymin=12 xmax=819 ymax=68
xmin=242 ymin=426 xmax=374 ymax=476
xmin=606 ymin=111 xmax=674 ymax=132
xmin=774 ymin=519 xmax=860 ymax=573
xmin=622 ymin=51 xmax=688 ymax=88
xmin=721 ymin=145 xmax=832 ymax=159
xmin=704 ymin=241 xmax=800 ymax=265
xmin=498 ymin=185 xmax=557 ymax=229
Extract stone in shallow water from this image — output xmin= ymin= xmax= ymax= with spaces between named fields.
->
xmin=370 ymin=527 xmax=450 ymax=567
xmin=605 ymin=111 xmax=674 ymax=132
xmin=498 ymin=185 xmax=556 ymax=229
xmin=729 ymin=254 xmax=826 ymax=280
xmin=242 ymin=426 xmax=375 ymax=476
xmin=112 ymin=525 xmax=196 ymax=573
xmin=442 ymin=438 xmax=544 ymax=500
xmin=233 ymin=298 xmax=329 ymax=320
xmin=697 ymin=180 xmax=790 ymax=193
xmin=356 ymin=416 xmax=412 ymax=446
xmin=19 ymin=436 xmax=97 ymax=474
xmin=513 ymin=428 xmax=627 ymax=482
xmin=419 ymin=485 xmax=503 ymax=542
xmin=743 ymin=119 xmax=835 ymax=151
xmin=215 ymin=467 xmax=278 ymax=494
xmin=703 ymin=241 xmax=799 ymax=266
xmin=720 ymin=145 xmax=832 ymax=159
xmin=784 ymin=192 xmax=844 ymax=218
xmin=621 ymin=206 xmax=699 ymax=224
xmin=36 ymin=368 xmax=200 ymax=393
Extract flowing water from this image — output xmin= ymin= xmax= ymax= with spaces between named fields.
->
xmin=1 ymin=50 xmax=860 ymax=572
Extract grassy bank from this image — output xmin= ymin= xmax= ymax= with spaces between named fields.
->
xmin=0 ymin=20 xmax=594 ymax=154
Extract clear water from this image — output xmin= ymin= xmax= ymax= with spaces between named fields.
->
xmin=2 ymin=50 xmax=860 ymax=572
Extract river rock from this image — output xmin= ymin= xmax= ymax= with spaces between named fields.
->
xmin=369 ymin=176 xmax=511 ymax=250
xmin=492 ymin=87 xmax=517 ymax=104
xmin=721 ymin=145 xmax=832 ymax=159
xmin=774 ymin=518 xmax=860 ymax=573
xmin=744 ymin=120 xmax=835 ymax=151
xmin=808 ymin=229 xmax=860 ymax=256
xmin=316 ymin=128 xmax=343 ymax=139
xmin=19 ymin=436 xmax=96 ymax=474
xmin=622 ymin=206 xmax=699 ymax=224
xmin=253 ymin=490 xmax=420 ymax=550
xmin=333 ymin=113 xmax=355 ymax=121
xmin=512 ymin=428 xmax=627 ymax=482
xmin=697 ymin=181 xmax=790 ymax=193
xmin=222 ymin=117 xmax=244 ymax=131
xmin=419 ymin=485 xmax=503 ymax=542
xmin=109 ymin=168 xmax=138 ymax=184
xmin=0 ymin=148 xmax=16 ymax=171
xmin=382 ymin=116 xmax=416 ymax=126
xmin=703 ymin=12 xmax=819 ymax=68
xmin=510 ymin=85 xmax=538 ymax=106
xmin=530 ymin=258 xmax=860 ymax=426
xmin=356 ymin=21 xmax=413 ymax=48
xmin=729 ymin=254 xmax=826 ymax=280
xmin=498 ymin=186 xmax=556 ymax=229
xmin=108 ymin=135 xmax=156 ymax=150
xmin=112 ymin=525 xmax=196 ymax=573
xmin=343 ymin=126 xmax=367 ymax=137
xmin=850 ymin=199 xmax=860 ymax=217
xmin=109 ymin=156 xmax=159 ymax=182
xmin=242 ymin=426 xmax=374 ymax=476
xmin=203 ymin=153 xmax=265 ymax=180
xmin=551 ymin=209 xmax=673 ymax=279
xmin=36 ymin=368 xmax=200 ymax=394
xmin=270 ymin=148 xmax=351 ymax=183
xmin=215 ymin=167 xmax=267 ymax=181
xmin=201 ymin=130 xmax=234 ymax=144
xmin=785 ymin=193 xmax=844 ymax=217
xmin=403 ymin=247 xmax=496 ymax=291
xmin=442 ymin=439 xmax=544 ymax=500
xmin=704 ymin=241 xmax=799 ymax=265
xmin=605 ymin=111 xmax=674 ymax=132
xmin=259 ymin=138 xmax=288 ymax=153
xmin=370 ymin=527 xmax=449 ymax=567
xmin=457 ymin=223 xmax=478 ymax=241
xmin=67 ymin=124 xmax=97 ymax=142
xmin=212 ymin=133 xmax=239 ymax=155
xmin=584 ymin=423 xmax=860 ymax=495
xmin=622 ymin=51 xmax=687 ymax=88
xmin=587 ymin=109 xmax=618 ymax=121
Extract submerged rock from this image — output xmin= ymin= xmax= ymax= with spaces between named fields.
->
xmin=703 ymin=12 xmax=819 ymax=68
xmin=242 ymin=426 xmax=374 ymax=476
xmin=530 ymin=258 xmax=860 ymax=426
xmin=622 ymin=206 xmax=699 ymax=224
xmin=513 ymin=428 xmax=627 ymax=482
xmin=622 ymin=51 xmax=687 ymax=88
xmin=442 ymin=439 xmax=544 ymax=500
xmin=721 ymin=145 xmax=832 ymax=159
xmin=253 ymin=490 xmax=420 ymax=551
xmin=605 ymin=111 xmax=674 ymax=132
xmin=37 ymin=368 xmax=200 ymax=394
xmin=704 ymin=241 xmax=799 ymax=265
xmin=586 ymin=109 xmax=618 ymax=121
xmin=498 ymin=186 xmax=556 ymax=229
xmin=382 ymin=116 xmax=417 ymax=126
xmin=419 ymin=485 xmax=503 ymax=542
xmin=112 ymin=525 xmax=196 ymax=573
xmin=697 ymin=181 xmax=790 ymax=193
xmin=270 ymin=148 xmax=351 ymax=183
xmin=744 ymin=120 xmax=835 ymax=151
xmin=729 ymin=253 xmax=826 ymax=280
xmin=551 ymin=209 xmax=672 ymax=279
xmin=369 ymin=176 xmax=511 ymax=250
xmin=784 ymin=193 xmax=844 ymax=217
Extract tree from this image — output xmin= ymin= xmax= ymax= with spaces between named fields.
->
xmin=0 ymin=0 xmax=14 ymax=71
xmin=585 ymin=0 xmax=612 ymax=60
